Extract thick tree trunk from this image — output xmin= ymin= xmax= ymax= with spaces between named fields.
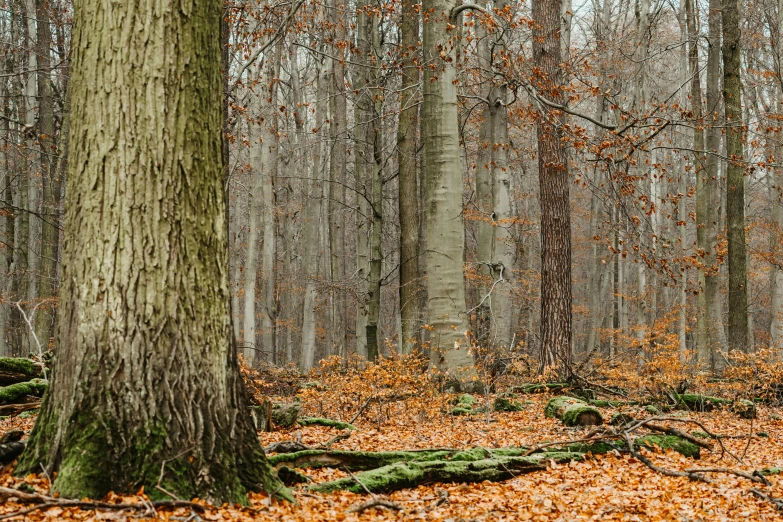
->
xmin=533 ymin=0 xmax=572 ymax=376
xmin=722 ymin=0 xmax=748 ymax=355
xmin=422 ymin=0 xmax=476 ymax=384
xmin=398 ymin=0 xmax=421 ymax=354
xmin=16 ymin=0 xmax=287 ymax=502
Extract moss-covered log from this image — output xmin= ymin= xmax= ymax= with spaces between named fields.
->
xmin=268 ymin=449 xmax=461 ymax=470
xmin=0 ymin=379 xmax=48 ymax=405
xmin=544 ymin=396 xmax=603 ymax=426
xmin=250 ymin=401 xmax=301 ymax=431
xmin=0 ymin=358 xmax=44 ymax=387
xmin=732 ymin=399 xmax=757 ymax=419
xmin=512 ymin=383 xmax=571 ymax=394
xmin=309 ymin=452 xmax=582 ymax=494
xmin=635 ymin=435 xmax=700 ymax=459
xmin=493 ymin=396 xmax=526 ymax=412
xmin=297 ymin=417 xmax=356 ymax=430
xmin=588 ymin=399 xmax=639 ymax=408
xmin=675 ymin=394 xmax=730 ymax=411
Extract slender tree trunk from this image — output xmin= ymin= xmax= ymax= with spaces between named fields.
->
xmin=705 ymin=0 xmax=726 ymax=368
xmin=244 ymin=66 xmax=262 ymax=362
xmin=354 ymin=0 xmax=372 ymax=358
xmin=397 ymin=0 xmax=421 ymax=354
xmin=329 ymin=0 xmax=348 ymax=358
xmin=301 ymin=55 xmax=327 ymax=371
xmin=35 ymin=0 xmax=57 ymax=352
xmin=261 ymin=44 xmax=281 ymax=364
xmin=366 ymin=13 xmax=383 ymax=361
xmin=721 ymin=0 xmax=747 ymax=354
xmin=586 ymin=0 xmax=612 ymax=355
xmin=16 ymin=0 xmax=287 ymax=501
xmin=687 ymin=0 xmax=708 ymax=363
xmin=0 ymin=61 xmax=8 ymax=355
xmin=422 ymin=0 xmax=476 ymax=385
xmin=533 ymin=0 xmax=572 ymax=376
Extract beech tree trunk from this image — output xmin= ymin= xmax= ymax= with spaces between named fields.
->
xmin=722 ymin=0 xmax=748 ymax=354
xmin=422 ymin=0 xmax=476 ymax=384
xmin=16 ymin=0 xmax=287 ymax=502
xmin=533 ymin=0 xmax=572 ymax=376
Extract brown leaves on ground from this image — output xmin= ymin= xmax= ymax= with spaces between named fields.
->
xmin=2 ymin=386 xmax=783 ymax=521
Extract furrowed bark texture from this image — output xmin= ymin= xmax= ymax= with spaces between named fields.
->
xmin=16 ymin=0 xmax=287 ymax=503
xmin=722 ymin=0 xmax=748 ymax=354
xmin=397 ymin=0 xmax=421 ymax=354
xmin=533 ymin=0 xmax=572 ymax=375
xmin=422 ymin=0 xmax=476 ymax=383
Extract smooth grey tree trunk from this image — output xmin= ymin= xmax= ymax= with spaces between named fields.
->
xmin=422 ymin=0 xmax=477 ymax=384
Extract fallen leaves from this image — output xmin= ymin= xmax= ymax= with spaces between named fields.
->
xmin=2 ymin=388 xmax=783 ymax=520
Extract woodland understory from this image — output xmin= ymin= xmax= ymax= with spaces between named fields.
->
xmin=1 ymin=354 xmax=783 ymax=520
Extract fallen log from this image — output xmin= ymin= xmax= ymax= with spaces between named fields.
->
xmin=0 ymin=358 xmax=43 ymax=387
xmin=298 ymin=417 xmax=356 ymax=430
xmin=544 ymin=396 xmax=603 ymax=427
xmin=0 ymin=379 xmax=47 ymax=405
xmin=250 ymin=400 xmax=301 ymax=431
xmin=309 ymin=452 xmax=583 ymax=494
xmin=512 ymin=383 xmax=571 ymax=394
xmin=0 ymin=441 xmax=25 ymax=465
xmin=0 ymin=402 xmax=41 ymax=417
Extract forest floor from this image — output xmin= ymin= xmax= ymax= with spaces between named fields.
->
xmin=2 ymin=387 xmax=783 ymax=521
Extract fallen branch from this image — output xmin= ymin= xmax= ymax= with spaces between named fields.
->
xmin=0 ymin=487 xmax=206 ymax=520
xmin=0 ymin=402 xmax=41 ymax=417
xmin=621 ymin=433 xmax=710 ymax=483
xmin=347 ymin=498 xmax=403 ymax=514
xmin=750 ymin=488 xmax=783 ymax=510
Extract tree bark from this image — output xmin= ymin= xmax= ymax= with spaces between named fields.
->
xmin=422 ymin=0 xmax=476 ymax=384
xmin=35 ymin=0 xmax=58 ymax=354
xmin=328 ymin=0 xmax=348 ymax=358
xmin=397 ymin=0 xmax=421 ymax=354
xmin=533 ymin=0 xmax=572 ymax=376
xmin=366 ymin=13 xmax=383 ymax=361
xmin=722 ymin=0 xmax=748 ymax=354
xmin=15 ymin=0 xmax=288 ymax=502
xmin=301 ymin=55 xmax=327 ymax=371
xmin=705 ymin=0 xmax=726 ymax=368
